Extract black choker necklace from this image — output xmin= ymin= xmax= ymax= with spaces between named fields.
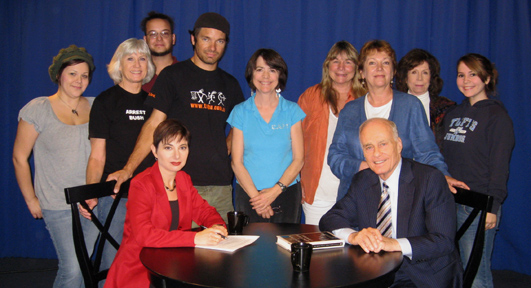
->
xmin=165 ymin=179 xmax=176 ymax=192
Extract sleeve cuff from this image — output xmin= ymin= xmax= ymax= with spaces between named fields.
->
xmin=396 ymin=238 xmax=412 ymax=259
xmin=333 ymin=228 xmax=357 ymax=244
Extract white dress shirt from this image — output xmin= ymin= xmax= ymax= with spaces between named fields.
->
xmin=334 ymin=159 xmax=413 ymax=258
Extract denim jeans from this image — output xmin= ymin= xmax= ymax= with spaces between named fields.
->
xmin=42 ymin=209 xmax=88 ymax=288
xmin=456 ymin=204 xmax=500 ymax=288
xmin=83 ymin=196 xmax=127 ymax=288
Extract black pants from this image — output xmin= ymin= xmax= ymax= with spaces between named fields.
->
xmin=234 ymin=182 xmax=301 ymax=224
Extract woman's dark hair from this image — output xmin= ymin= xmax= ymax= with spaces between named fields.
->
xmin=245 ymin=48 xmax=288 ymax=91
xmin=57 ymin=59 xmax=94 ymax=84
xmin=457 ymin=53 xmax=498 ymax=96
xmin=153 ymin=119 xmax=191 ymax=149
xmin=396 ymin=49 xmax=444 ymax=98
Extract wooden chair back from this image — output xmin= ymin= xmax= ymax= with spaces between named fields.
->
xmin=453 ymin=187 xmax=493 ymax=288
xmin=64 ymin=180 xmax=129 ymax=288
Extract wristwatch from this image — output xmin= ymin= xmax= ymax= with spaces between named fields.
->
xmin=276 ymin=181 xmax=287 ymax=193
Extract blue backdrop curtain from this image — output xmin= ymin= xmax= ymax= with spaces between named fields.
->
xmin=1 ymin=0 xmax=530 ymax=274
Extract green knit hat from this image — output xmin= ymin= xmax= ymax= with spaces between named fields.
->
xmin=48 ymin=45 xmax=95 ymax=84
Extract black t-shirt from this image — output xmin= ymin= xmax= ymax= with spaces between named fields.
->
xmin=89 ymin=85 xmax=155 ymax=181
xmin=147 ymin=59 xmax=245 ymax=185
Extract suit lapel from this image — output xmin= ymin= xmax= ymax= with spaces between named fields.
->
xmin=175 ymin=171 xmax=190 ymax=228
xmin=150 ymin=164 xmax=172 ymax=227
xmin=365 ymin=174 xmax=382 ymax=228
xmin=397 ymin=159 xmax=415 ymax=238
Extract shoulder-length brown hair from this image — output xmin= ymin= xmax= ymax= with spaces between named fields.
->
xmin=245 ymin=48 xmax=288 ymax=91
xmin=396 ymin=48 xmax=443 ymax=98
xmin=320 ymin=41 xmax=366 ymax=115
xmin=457 ymin=53 xmax=498 ymax=97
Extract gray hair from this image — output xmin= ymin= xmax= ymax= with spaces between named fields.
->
xmin=107 ymin=38 xmax=155 ymax=85
xmin=359 ymin=118 xmax=399 ymax=141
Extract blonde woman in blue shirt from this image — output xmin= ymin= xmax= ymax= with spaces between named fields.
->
xmin=228 ymin=49 xmax=305 ymax=223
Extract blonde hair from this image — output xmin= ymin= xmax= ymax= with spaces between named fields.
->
xmin=107 ymin=38 xmax=155 ymax=85
xmin=320 ymin=41 xmax=366 ymax=115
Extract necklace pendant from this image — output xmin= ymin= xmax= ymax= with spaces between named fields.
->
xmin=72 ymin=109 xmax=79 ymax=116
xmin=165 ymin=179 xmax=176 ymax=191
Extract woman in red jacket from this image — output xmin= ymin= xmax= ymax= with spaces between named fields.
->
xmin=105 ymin=119 xmax=227 ymax=288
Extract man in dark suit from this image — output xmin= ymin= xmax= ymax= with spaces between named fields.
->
xmin=320 ymin=118 xmax=463 ymax=288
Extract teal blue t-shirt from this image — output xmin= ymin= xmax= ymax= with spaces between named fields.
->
xmin=227 ymin=95 xmax=305 ymax=190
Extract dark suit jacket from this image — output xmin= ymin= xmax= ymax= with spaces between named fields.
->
xmin=320 ymin=158 xmax=463 ymax=288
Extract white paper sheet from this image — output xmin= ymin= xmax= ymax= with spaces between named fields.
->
xmin=195 ymin=235 xmax=260 ymax=252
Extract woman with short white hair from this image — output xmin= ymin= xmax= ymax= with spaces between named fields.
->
xmin=83 ymin=38 xmax=155 ymax=277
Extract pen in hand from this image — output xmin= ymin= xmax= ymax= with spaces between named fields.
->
xmin=200 ymin=225 xmax=227 ymax=239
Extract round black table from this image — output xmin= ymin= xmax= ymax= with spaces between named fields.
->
xmin=141 ymin=223 xmax=403 ymax=288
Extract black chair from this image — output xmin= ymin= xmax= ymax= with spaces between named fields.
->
xmin=453 ymin=187 xmax=493 ymax=288
xmin=64 ymin=180 xmax=129 ymax=288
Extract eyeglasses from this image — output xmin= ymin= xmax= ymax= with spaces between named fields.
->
xmin=147 ymin=31 xmax=172 ymax=39
xmin=272 ymin=205 xmax=283 ymax=214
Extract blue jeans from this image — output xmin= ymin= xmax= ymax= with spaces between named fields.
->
xmin=83 ymin=196 xmax=127 ymax=287
xmin=42 ymin=209 xmax=89 ymax=288
xmin=457 ymin=204 xmax=500 ymax=288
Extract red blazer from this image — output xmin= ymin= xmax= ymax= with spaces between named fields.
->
xmin=104 ymin=163 xmax=225 ymax=288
